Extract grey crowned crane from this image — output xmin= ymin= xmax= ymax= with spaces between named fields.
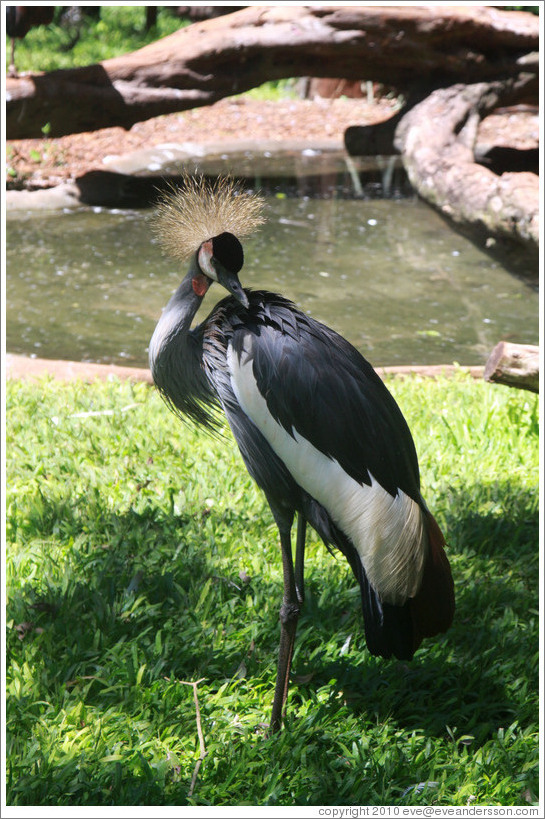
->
xmin=149 ymin=175 xmax=455 ymax=732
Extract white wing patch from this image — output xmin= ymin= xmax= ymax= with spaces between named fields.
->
xmin=227 ymin=336 xmax=427 ymax=604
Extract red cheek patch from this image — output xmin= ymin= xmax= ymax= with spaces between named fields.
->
xmin=192 ymin=274 xmax=209 ymax=297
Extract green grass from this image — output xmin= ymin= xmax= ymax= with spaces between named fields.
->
xmin=5 ymin=374 xmax=539 ymax=806
xmin=5 ymin=5 xmax=296 ymax=102
xmin=6 ymin=6 xmax=186 ymax=73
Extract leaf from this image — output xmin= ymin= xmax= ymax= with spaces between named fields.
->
xmin=340 ymin=634 xmax=352 ymax=655
xmin=402 ymin=781 xmax=439 ymax=797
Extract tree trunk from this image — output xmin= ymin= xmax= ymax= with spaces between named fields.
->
xmin=484 ymin=342 xmax=539 ymax=393
xmin=5 ymin=5 xmax=539 ymax=140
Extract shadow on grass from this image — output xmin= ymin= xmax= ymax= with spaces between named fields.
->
xmin=6 ymin=479 xmax=538 ymax=804
xmin=293 ymin=480 xmax=538 ymax=731
xmin=8 ymin=499 xmax=254 ymax=679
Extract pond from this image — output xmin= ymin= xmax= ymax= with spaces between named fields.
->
xmin=6 ymin=159 xmax=538 ymax=369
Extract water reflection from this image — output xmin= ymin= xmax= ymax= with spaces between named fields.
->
xmin=6 ymin=196 xmax=538 ymax=368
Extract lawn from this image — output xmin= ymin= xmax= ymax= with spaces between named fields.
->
xmin=4 ymin=374 xmax=539 ymax=806
xmin=5 ymin=5 xmax=295 ymax=101
xmin=6 ymin=6 xmax=186 ymax=73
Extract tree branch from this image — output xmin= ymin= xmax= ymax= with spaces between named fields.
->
xmin=6 ymin=5 xmax=539 ymax=139
xmin=393 ymin=76 xmax=539 ymax=252
xmin=484 ymin=342 xmax=539 ymax=393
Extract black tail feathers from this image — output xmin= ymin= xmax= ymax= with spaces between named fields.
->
xmin=350 ymin=512 xmax=454 ymax=661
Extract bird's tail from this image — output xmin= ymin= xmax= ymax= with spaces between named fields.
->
xmin=356 ymin=511 xmax=455 ymax=661
xmin=304 ymin=494 xmax=455 ymax=661
xmin=408 ymin=511 xmax=455 ymax=644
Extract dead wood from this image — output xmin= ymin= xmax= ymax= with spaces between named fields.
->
xmin=6 ymin=5 xmax=539 ymax=140
xmin=393 ymin=75 xmax=539 ymax=253
xmin=484 ymin=342 xmax=539 ymax=393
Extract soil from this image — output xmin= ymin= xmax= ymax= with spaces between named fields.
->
xmin=6 ymin=96 xmax=397 ymax=190
xmin=6 ymin=96 xmax=539 ymax=192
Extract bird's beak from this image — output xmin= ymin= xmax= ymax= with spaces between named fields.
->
xmin=216 ymin=266 xmax=249 ymax=309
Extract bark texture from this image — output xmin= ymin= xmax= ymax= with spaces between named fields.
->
xmin=6 ymin=5 xmax=539 ymax=139
xmin=484 ymin=342 xmax=539 ymax=393
xmin=393 ymin=76 xmax=539 ymax=252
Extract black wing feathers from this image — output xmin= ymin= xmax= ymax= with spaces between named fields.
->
xmin=201 ymin=289 xmax=451 ymax=662
xmin=233 ymin=291 xmax=422 ymax=501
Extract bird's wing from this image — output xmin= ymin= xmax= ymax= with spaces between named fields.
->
xmin=230 ymin=295 xmax=422 ymax=501
xmin=221 ymin=292 xmax=454 ymax=657
xmin=226 ymin=293 xmax=430 ymax=608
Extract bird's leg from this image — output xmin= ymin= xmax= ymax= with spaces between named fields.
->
xmin=9 ymin=40 xmax=17 ymax=78
xmin=295 ymin=513 xmax=306 ymax=605
xmin=269 ymin=523 xmax=302 ymax=733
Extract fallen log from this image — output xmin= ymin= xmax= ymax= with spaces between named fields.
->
xmin=484 ymin=341 xmax=539 ymax=393
xmin=5 ymin=4 xmax=539 ymax=139
xmin=392 ymin=75 xmax=539 ymax=253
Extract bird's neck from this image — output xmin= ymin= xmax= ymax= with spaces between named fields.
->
xmin=149 ymin=265 xmax=204 ymax=377
xmin=149 ymin=262 xmax=221 ymax=428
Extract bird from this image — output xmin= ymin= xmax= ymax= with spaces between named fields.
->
xmin=149 ymin=174 xmax=455 ymax=732
xmin=6 ymin=6 xmax=56 ymax=76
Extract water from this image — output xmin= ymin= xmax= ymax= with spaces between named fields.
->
xmin=6 ymin=195 xmax=538 ymax=368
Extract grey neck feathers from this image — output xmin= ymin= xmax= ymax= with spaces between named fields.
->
xmin=149 ymin=269 xmax=200 ymax=371
xmin=149 ymin=263 xmax=220 ymax=429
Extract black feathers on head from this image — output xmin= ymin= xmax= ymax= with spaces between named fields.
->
xmin=212 ymin=232 xmax=244 ymax=273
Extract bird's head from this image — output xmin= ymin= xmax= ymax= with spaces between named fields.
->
xmin=195 ymin=231 xmax=248 ymax=308
xmin=153 ymin=174 xmax=265 ymax=309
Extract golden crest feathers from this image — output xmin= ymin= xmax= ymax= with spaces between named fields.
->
xmin=153 ymin=174 xmax=266 ymax=263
